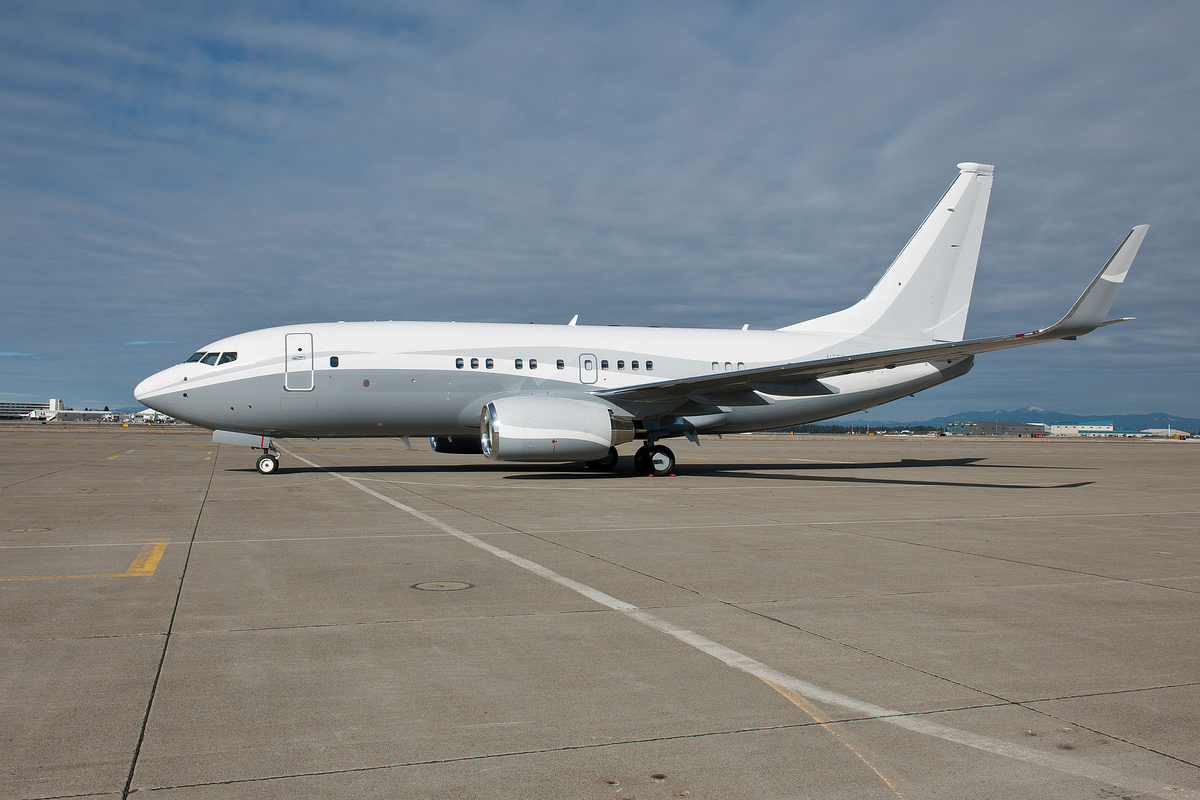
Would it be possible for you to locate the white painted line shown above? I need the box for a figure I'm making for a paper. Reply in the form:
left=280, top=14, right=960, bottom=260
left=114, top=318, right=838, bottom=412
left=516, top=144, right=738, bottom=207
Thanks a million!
left=281, top=447, right=1199, bottom=799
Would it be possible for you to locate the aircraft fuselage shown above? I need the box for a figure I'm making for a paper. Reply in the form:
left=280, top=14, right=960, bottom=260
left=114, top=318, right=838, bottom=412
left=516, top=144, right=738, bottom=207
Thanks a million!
left=134, top=320, right=968, bottom=439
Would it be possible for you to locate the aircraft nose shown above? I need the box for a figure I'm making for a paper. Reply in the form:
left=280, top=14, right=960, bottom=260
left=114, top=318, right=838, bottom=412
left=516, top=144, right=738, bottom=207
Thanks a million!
left=134, top=367, right=176, bottom=406
left=133, top=374, right=157, bottom=403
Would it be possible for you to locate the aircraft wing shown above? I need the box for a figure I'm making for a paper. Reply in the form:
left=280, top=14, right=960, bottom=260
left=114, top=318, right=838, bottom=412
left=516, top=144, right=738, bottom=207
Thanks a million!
left=596, top=225, right=1147, bottom=404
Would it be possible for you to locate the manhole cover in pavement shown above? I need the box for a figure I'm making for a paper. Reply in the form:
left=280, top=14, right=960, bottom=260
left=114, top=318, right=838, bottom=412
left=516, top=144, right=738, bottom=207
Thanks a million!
left=8, top=528, right=50, bottom=532
left=412, top=581, right=473, bottom=591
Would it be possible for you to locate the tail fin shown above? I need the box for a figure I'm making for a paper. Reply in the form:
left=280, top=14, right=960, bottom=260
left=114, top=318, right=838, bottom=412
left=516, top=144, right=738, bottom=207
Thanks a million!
left=781, top=162, right=994, bottom=344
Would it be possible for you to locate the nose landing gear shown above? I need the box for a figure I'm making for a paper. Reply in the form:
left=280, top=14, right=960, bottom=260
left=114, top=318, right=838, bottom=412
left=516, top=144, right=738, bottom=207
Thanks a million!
left=256, top=451, right=280, bottom=474
left=633, top=444, right=675, bottom=477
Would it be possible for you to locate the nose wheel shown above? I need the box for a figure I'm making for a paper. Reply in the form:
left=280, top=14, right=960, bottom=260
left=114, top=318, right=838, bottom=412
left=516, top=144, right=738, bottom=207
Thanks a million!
left=633, top=444, right=675, bottom=477
left=256, top=452, right=279, bottom=475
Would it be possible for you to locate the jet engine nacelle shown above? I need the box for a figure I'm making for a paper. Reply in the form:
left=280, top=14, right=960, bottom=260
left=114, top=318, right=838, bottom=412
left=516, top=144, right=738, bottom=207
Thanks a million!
left=480, top=397, right=634, bottom=462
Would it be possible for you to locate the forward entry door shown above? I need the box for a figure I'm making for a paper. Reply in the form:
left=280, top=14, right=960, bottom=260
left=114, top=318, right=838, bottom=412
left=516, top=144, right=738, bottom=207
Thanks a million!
left=284, top=333, right=314, bottom=391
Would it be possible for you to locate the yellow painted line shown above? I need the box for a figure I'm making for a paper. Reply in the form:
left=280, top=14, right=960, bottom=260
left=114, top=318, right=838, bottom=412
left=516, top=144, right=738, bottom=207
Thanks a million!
left=106, top=454, right=121, bottom=460
left=763, top=678, right=909, bottom=799
left=0, top=539, right=169, bottom=582
left=124, top=539, right=169, bottom=575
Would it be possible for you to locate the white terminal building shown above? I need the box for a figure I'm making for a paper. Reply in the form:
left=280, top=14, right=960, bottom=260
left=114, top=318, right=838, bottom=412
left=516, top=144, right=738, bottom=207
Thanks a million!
left=24, top=399, right=110, bottom=422
left=1049, top=420, right=1115, bottom=436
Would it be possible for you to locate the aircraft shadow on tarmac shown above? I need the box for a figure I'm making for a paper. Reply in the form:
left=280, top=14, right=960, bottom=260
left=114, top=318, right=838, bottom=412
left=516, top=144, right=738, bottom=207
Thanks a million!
left=507, top=457, right=1095, bottom=490
left=258, top=456, right=1095, bottom=491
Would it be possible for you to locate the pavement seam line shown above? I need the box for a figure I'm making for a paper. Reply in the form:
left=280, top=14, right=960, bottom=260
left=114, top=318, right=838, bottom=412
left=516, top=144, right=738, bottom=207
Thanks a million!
left=730, top=602, right=1200, bottom=770
left=282, top=446, right=1199, bottom=800
left=121, top=720, right=862, bottom=793
left=0, top=436, right=156, bottom=491
left=120, top=447, right=219, bottom=799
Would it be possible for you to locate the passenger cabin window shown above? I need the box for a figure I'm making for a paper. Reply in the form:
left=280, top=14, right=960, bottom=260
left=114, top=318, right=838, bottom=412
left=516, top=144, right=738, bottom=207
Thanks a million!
left=556, top=359, right=565, bottom=369
left=601, top=360, right=609, bottom=370
left=617, top=360, right=625, bottom=370
left=515, top=358, right=523, bottom=369
left=529, top=358, right=537, bottom=370
left=712, top=362, right=719, bottom=372
left=456, top=358, right=464, bottom=369
left=646, top=360, right=654, bottom=370
left=186, top=352, right=205, bottom=363
left=200, top=353, right=220, bottom=366
left=471, top=357, right=479, bottom=369
left=217, top=352, right=237, bottom=365
left=631, top=360, right=639, bottom=370
left=584, top=358, right=594, bottom=370
left=486, top=358, right=494, bottom=369
left=330, top=356, right=340, bottom=368
left=725, top=362, right=732, bottom=371
left=737, top=362, right=745, bottom=370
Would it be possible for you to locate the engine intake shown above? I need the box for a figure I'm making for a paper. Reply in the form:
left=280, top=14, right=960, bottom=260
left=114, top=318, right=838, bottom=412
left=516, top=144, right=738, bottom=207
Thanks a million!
left=480, top=397, right=633, bottom=462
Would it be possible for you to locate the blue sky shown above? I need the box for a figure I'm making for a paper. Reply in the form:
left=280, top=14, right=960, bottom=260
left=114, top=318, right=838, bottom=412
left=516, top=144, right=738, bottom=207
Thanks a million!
left=1, top=1, right=1197, bottom=419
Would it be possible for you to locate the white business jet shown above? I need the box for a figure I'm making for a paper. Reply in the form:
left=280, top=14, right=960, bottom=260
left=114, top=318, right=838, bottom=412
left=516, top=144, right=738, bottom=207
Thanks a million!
left=134, top=163, right=1147, bottom=476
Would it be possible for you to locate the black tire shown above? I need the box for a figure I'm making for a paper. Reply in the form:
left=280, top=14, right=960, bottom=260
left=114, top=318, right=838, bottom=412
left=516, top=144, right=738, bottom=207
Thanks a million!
left=632, top=446, right=651, bottom=475
left=256, top=454, right=279, bottom=475
left=647, top=445, right=675, bottom=477
left=585, top=446, right=620, bottom=471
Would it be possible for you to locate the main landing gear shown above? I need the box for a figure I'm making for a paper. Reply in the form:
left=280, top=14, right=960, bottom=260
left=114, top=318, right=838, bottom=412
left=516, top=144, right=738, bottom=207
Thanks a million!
left=256, top=450, right=280, bottom=475
left=633, top=444, right=675, bottom=477
left=584, top=446, right=620, bottom=471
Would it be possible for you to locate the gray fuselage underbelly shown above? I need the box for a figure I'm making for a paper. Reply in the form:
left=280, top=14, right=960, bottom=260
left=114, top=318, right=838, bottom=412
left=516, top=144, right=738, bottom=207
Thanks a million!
left=160, top=363, right=962, bottom=439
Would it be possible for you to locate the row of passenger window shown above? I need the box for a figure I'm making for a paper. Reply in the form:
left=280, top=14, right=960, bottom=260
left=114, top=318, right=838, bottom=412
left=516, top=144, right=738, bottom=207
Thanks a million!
left=454, top=357, right=655, bottom=372
left=714, top=361, right=746, bottom=371
left=186, top=351, right=237, bottom=366
left=601, top=359, right=652, bottom=371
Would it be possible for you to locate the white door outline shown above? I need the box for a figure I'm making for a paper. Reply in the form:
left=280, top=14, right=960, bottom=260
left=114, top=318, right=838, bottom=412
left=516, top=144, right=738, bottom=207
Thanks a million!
left=284, top=333, right=314, bottom=391
left=579, top=353, right=598, bottom=385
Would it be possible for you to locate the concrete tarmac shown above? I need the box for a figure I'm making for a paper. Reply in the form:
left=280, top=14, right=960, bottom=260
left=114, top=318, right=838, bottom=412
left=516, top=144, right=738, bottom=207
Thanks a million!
left=2, top=425, right=1198, bottom=799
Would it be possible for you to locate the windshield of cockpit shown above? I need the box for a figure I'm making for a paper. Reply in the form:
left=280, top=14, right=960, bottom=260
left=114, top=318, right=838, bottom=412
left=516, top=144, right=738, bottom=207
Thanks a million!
left=185, top=352, right=237, bottom=365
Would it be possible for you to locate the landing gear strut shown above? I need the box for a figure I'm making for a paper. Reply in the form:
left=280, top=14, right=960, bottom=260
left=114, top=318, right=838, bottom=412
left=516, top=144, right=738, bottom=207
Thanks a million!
left=633, top=444, right=675, bottom=477
left=256, top=451, right=279, bottom=475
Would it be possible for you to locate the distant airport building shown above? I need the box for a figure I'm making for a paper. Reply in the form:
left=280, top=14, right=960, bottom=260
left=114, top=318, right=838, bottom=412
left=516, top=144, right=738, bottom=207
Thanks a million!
left=26, top=399, right=110, bottom=422
left=0, top=401, right=50, bottom=419
left=1142, top=428, right=1192, bottom=439
left=1048, top=420, right=1154, bottom=438
left=946, top=421, right=1049, bottom=436
left=133, top=407, right=176, bottom=423
left=1049, top=420, right=1114, bottom=436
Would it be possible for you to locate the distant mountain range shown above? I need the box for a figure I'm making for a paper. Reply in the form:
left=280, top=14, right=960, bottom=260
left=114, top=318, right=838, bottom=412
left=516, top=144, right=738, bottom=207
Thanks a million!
left=834, top=407, right=1200, bottom=432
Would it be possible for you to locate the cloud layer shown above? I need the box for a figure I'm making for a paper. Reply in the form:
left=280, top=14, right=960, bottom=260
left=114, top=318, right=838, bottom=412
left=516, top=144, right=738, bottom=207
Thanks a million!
left=1, top=1, right=1197, bottom=416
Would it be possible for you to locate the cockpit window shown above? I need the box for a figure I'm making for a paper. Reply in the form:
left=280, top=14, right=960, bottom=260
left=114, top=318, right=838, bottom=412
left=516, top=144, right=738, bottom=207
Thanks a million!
left=185, top=352, right=206, bottom=363
left=217, top=352, right=237, bottom=365
left=200, top=353, right=220, bottom=366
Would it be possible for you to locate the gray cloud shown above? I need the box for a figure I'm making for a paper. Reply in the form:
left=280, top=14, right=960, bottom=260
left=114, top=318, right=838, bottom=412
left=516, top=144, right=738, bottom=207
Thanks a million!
left=1, top=1, right=1197, bottom=417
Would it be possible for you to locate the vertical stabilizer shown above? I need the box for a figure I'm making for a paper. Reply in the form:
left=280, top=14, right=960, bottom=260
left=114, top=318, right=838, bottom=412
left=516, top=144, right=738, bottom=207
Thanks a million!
left=782, top=162, right=994, bottom=344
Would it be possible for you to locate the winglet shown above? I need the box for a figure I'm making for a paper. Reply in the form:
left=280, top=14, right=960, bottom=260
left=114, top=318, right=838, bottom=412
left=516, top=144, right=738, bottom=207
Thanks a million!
left=1039, top=225, right=1148, bottom=339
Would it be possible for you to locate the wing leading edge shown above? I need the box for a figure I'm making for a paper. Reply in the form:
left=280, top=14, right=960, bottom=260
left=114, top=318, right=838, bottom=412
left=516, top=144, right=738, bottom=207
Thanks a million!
left=597, top=225, right=1148, bottom=404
